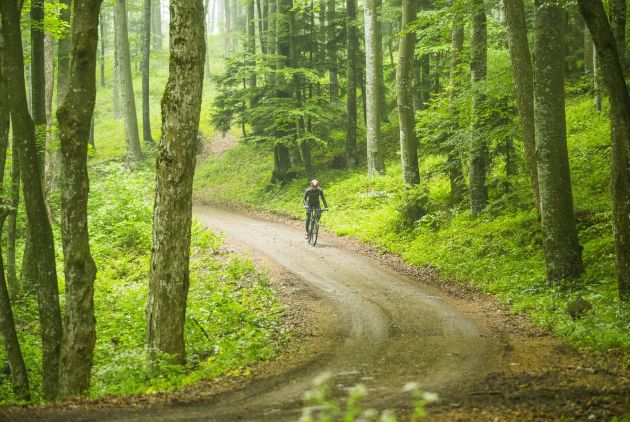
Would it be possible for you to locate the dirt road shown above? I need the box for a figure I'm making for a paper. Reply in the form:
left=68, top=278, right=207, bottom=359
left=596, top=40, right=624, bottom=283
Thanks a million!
left=6, top=206, right=628, bottom=421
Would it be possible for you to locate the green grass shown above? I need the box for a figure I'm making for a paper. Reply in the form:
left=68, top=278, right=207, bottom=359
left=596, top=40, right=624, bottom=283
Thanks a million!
left=194, top=94, right=630, bottom=355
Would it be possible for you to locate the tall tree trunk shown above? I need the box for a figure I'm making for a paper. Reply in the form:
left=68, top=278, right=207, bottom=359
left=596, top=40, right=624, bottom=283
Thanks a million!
left=533, top=0, right=584, bottom=282
left=271, top=0, right=292, bottom=183
left=151, top=0, right=162, bottom=50
left=44, top=33, right=55, bottom=212
left=594, top=43, right=603, bottom=111
left=469, top=0, right=488, bottom=216
left=446, top=10, right=465, bottom=205
left=578, top=0, right=630, bottom=299
left=256, top=0, right=266, bottom=54
left=584, top=23, right=594, bottom=77
left=56, top=0, right=102, bottom=397
left=100, top=14, right=106, bottom=87
left=345, top=0, right=358, bottom=166
left=142, top=0, right=154, bottom=145
left=147, top=0, right=206, bottom=364
left=231, top=0, right=238, bottom=52
left=31, top=0, right=47, bottom=174
left=396, top=0, right=419, bottom=186
left=247, top=0, right=257, bottom=93
left=113, top=17, right=122, bottom=119
left=503, top=0, right=541, bottom=215
left=114, top=0, right=143, bottom=163
left=224, top=0, right=232, bottom=55
left=326, top=0, right=338, bottom=98
left=0, top=206, right=30, bottom=402
left=365, top=0, right=384, bottom=175
left=6, top=145, right=20, bottom=300
left=0, top=0, right=63, bottom=400
left=0, top=24, right=9, bottom=186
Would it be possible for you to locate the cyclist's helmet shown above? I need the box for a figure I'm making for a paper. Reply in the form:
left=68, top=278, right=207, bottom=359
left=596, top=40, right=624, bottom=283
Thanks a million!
left=310, top=179, right=319, bottom=188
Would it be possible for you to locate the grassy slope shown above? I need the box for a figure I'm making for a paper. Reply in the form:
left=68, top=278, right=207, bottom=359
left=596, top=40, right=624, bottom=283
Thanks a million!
left=0, top=36, right=286, bottom=404
left=195, top=95, right=630, bottom=354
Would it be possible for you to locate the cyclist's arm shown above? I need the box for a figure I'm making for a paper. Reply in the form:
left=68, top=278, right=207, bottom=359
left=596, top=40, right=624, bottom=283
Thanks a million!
left=303, top=190, right=308, bottom=207
left=320, top=190, right=328, bottom=209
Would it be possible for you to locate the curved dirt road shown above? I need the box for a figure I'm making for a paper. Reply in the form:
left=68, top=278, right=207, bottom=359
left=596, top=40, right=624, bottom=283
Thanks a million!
left=7, top=206, right=501, bottom=421
left=175, top=205, right=499, bottom=420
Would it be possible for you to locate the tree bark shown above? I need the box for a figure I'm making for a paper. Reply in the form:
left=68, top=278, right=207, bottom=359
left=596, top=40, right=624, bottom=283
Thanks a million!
left=100, top=14, right=106, bottom=87
left=446, top=9, right=465, bottom=205
left=503, top=0, right=541, bottom=215
left=56, top=0, right=102, bottom=397
left=345, top=0, right=358, bottom=166
left=151, top=0, right=162, bottom=50
left=578, top=0, right=630, bottom=299
left=0, top=23, right=9, bottom=186
left=584, top=23, right=594, bottom=77
left=534, top=0, right=584, bottom=282
left=0, top=206, right=30, bottom=402
left=113, top=11, right=122, bottom=120
left=0, top=0, right=63, bottom=400
left=396, top=0, right=419, bottom=186
left=142, top=0, right=154, bottom=145
left=6, top=145, right=20, bottom=300
left=247, top=0, right=257, bottom=93
left=365, top=0, right=385, bottom=176
left=114, top=0, right=143, bottom=163
left=147, top=0, right=206, bottom=364
left=224, top=0, right=231, bottom=55
left=31, top=0, right=47, bottom=173
left=469, top=0, right=488, bottom=216
left=327, top=0, right=338, bottom=98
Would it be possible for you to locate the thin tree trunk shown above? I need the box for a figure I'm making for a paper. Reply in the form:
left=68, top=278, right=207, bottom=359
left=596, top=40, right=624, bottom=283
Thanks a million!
left=142, top=0, right=154, bottom=145
left=256, top=0, right=266, bottom=54
left=31, top=0, right=47, bottom=175
left=584, top=23, right=594, bottom=77
left=147, top=0, right=206, bottom=363
left=327, top=0, right=338, bottom=98
left=594, top=44, right=602, bottom=111
left=56, top=0, right=102, bottom=397
left=578, top=0, right=630, bottom=299
left=6, top=145, right=20, bottom=300
left=345, top=0, right=358, bottom=166
left=533, top=0, right=584, bottom=282
left=365, top=0, right=384, bottom=175
left=503, top=0, right=541, bottom=215
left=0, top=205, right=30, bottom=402
left=100, top=14, right=106, bottom=87
left=224, top=0, right=231, bottom=55
left=446, top=10, right=465, bottom=205
left=469, top=0, right=488, bottom=216
left=247, top=0, right=257, bottom=93
left=115, top=0, right=143, bottom=163
left=0, top=25, right=9, bottom=186
left=113, top=16, right=121, bottom=119
left=44, top=33, right=55, bottom=213
left=0, top=0, right=63, bottom=400
left=396, top=0, right=419, bottom=186
left=151, top=0, right=162, bottom=50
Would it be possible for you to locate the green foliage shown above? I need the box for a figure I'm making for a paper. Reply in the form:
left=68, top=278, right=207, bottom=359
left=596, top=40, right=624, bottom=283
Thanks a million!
left=0, top=161, right=287, bottom=404
left=298, top=373, right=437, bottom=421
left=195, top=94, right=630, bottom=355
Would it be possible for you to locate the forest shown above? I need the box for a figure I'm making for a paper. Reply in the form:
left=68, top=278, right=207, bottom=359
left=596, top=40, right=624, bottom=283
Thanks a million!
left=0, top=0, right=629, bottom=419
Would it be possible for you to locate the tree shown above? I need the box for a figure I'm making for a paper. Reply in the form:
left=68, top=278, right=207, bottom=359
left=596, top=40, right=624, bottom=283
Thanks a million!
left=365, top=0, right=385, bottom=175
left=469, top=0, right=488, bottom=216
left=345, top=0, right=358, bottom=166
left=578, top=0, right=630, bottom=299
left=503, top=0, right=540, bottom=215
left=446, top=4, right=465, bottom=204
left=151, top=0, right=162, bottom=50
left=114, top=0, right=143, bottom=163
left=0, top=0, right=63, bottom=400
left=56, top=0, right=102, bottom=397
left=326, top=0, right=338, bottom=98
left=533, top=0, right=583, bottom=282
left=142, top=0, right=154, bottom=145
left=147, top=0, right=206, bottom=363
left=396, top=0, right=419, bottom=186
left=0, top=203, right=30, bottom=402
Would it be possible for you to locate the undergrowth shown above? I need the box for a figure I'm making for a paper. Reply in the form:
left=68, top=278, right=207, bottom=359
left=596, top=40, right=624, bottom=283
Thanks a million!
left=195, top=95, right=630, bottom=355
left=0, top=161, right=287, bottom=404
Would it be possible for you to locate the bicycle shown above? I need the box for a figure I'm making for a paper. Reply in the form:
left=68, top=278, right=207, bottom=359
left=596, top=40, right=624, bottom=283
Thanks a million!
left=305, top=207, right=327, bottom=246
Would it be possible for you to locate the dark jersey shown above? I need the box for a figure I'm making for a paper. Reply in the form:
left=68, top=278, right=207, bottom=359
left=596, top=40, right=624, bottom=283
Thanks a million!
left=303, top=187, right=328, bottom=209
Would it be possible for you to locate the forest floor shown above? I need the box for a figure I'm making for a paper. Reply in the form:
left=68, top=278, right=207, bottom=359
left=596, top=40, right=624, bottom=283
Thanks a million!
left=4, top=205, right=629, bottom=421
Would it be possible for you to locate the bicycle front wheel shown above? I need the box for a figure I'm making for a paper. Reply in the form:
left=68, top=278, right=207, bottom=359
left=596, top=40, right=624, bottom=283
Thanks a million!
left=312, top=221, right=319, bottom=246
left=308, top=218, right=315, bottom=244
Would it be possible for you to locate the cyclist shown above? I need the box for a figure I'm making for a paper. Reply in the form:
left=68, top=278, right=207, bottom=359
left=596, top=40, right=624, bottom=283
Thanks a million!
left=303, top=179, right=328, bottom=239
